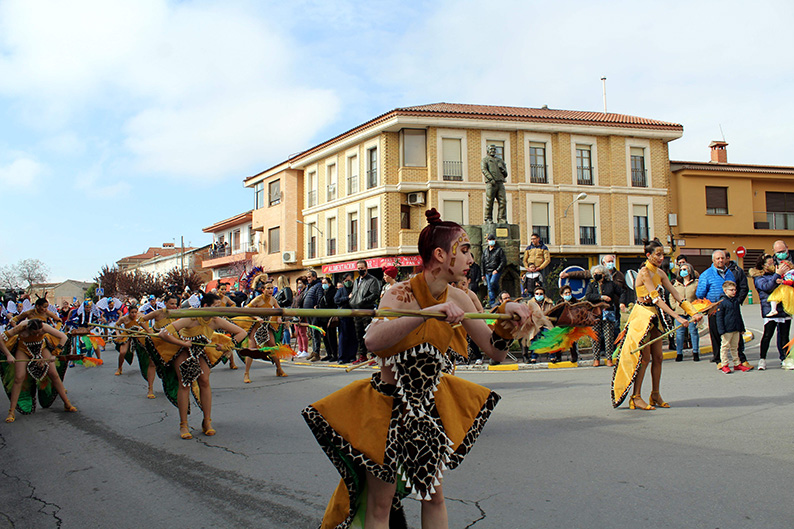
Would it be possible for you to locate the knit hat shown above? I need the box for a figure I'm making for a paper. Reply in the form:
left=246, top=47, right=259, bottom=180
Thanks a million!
left=383, top=266, right=398, bottom=279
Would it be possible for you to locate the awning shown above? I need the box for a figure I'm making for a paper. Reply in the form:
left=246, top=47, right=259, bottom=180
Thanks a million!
left=322, top=255, right=421, bottom=275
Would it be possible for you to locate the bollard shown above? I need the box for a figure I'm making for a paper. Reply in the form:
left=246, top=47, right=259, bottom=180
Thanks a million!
left=748, top=290, right=754, bottom=305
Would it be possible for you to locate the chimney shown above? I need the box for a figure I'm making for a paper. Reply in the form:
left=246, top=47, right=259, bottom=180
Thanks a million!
left=709, top=140, right=728, bottom=163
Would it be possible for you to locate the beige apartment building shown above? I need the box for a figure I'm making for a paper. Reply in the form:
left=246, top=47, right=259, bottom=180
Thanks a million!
left=244, top=103, right=683, bottom=279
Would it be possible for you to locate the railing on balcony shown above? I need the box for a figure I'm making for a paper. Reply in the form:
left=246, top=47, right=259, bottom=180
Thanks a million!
left=327, top=238, right=336, bottom=256
left=307, top=237, right=316, bottom=259
left=530, top=164, right=547, bottom=184
left=326, top=183, right=337, bottom=202
left=442, top=160, right=463, bottom=181
left=754, top=211, right=794, bottom=230
left=208, top=241, right=255, bottom=258
left=631, top=168, right=647, bottom=187
left=367, top=169, right=377, bottom=189
left=348, top=234, right=358, bottom=252
left=577, top=166, right=593, bottom=186
left=347, top=175, right=358, bottom=195
left=634, top=223, right=649, bottom=245
left=367, top=230, right=378, bottom=249
left=580, top=226, right=596, bottom=245
left=532, top=225, right=550, bottom=245
left=307, top=189, right=317, bottom=207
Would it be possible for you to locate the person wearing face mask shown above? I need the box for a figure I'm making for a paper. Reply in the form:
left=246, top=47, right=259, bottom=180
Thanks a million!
left=585, top=264, right=622, bottom=367
left=557, top=285, right=579, bottom=363
left=670, top=263, right=700, bottom=362
left=481, top=233, right=507, bottom=308
left=349, top=260, right=381, bottom=364
left=317, top=277, right=338, bottom=361
left=750, top=254, right=791, bottom=369
left=524, top=286, right=554, bottom=363
left=560, top=254, right=631, bottom=312
left=334, top=274, right=357, bottom=364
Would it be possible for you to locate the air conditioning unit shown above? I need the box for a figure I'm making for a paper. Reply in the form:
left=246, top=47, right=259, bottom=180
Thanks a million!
left=282, top=251, right=297, bottom=263
left=407, top=192, right=425, bottom=206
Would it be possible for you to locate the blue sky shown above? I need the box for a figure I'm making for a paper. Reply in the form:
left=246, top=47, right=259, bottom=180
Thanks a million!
left=1, top=0, right=792, bottom=282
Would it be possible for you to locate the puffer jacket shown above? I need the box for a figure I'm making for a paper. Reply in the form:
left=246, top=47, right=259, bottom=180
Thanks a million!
left=751, top=267, right=789, bottom=318
left=523, top=243, right=550, bottom=270
left=715, top=294, right=745, bottom=334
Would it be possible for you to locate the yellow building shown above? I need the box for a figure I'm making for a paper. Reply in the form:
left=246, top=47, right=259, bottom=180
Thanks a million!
left=244, top=103, right=683, bottom=279
left=670, top=141, right=794, bottom=282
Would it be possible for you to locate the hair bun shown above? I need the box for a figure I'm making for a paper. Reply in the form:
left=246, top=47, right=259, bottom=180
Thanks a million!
left=425, top=208, right=442, bottom=225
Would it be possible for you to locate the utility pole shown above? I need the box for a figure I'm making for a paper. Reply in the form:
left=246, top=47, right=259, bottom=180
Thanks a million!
left=181, top=236, right=185, bottom=273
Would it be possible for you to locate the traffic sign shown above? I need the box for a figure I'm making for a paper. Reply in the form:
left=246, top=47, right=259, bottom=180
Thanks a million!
left=558, top=265, right=587, bottom=300
left=735, top=246, right=746, bottom=258
left=97, top=288, right=104, bottom=296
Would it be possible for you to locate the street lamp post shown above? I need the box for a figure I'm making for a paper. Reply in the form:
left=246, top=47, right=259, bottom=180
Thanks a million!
left=560, top=192, right=588, bottom=252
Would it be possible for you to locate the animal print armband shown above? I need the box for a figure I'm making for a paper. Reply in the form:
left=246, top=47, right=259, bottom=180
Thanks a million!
left=1, top=331, right=9, bottom=342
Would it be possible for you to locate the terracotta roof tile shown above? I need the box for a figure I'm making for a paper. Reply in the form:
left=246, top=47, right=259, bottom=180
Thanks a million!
left=670, top=161, right=794, bottom=175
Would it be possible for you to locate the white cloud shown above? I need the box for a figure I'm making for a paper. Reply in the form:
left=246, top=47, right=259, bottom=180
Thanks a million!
left=0, top=156, right=43, bottom=189
left=75, top=162, right=131, bottom=199
left=0, top=0, right=340, bottom=180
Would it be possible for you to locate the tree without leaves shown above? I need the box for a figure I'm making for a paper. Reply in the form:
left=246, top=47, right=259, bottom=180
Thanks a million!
left=94, top=265, right=122, bottom=298
left=164, top=268, right=203, bottom=295
left=15, top=259, right=49, bottom=293
left=0, top=265, right=22, bottom=292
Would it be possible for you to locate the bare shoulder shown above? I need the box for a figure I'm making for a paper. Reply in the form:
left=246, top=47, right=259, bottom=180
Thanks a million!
left=381, top=280, right=417, bottom=308
left=448, top=286, right=475, bottom=311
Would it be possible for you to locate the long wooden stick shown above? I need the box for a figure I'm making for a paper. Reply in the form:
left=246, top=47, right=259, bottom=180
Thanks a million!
left=344, top=359, right=377, bottom=372
left=165, top=306, right=517, bottom=321
left=623, top=302, right=720, bottom=357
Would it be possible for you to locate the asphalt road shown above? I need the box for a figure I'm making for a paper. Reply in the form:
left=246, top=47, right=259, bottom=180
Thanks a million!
left=2, top=305, right=793, bottom=529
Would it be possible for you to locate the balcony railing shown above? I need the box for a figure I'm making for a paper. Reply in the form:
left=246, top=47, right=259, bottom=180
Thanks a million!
left=530, top=164, right=547, bottom=184
left=307, top=238, right=317, bottom=259
left=580, top=226, right=596, bottom=245
left=634, top=225, right=649, bottom=245
left=347, top=175, right=358, bottom=195
left=326, top=183, right=336, bottom=202
left=327, top=238, right=336, bottom=256
left=366, top=169, right=377, bottom=189
left=577, top=166, right=593, bottom=186
left=754, top=211, right=794, bottom=230
left=442, top=160, right=463, bottom=181
left=631, top=168, right=647, bottom=187
left=367, top=230, right=378, bottom=249
left=307, top=189, right=317, bottom=207
left=208, top=241, right=255, bottom=258
left=532, top=225, right=550, bottom=245
left=348, top=233, right=358, bottom=252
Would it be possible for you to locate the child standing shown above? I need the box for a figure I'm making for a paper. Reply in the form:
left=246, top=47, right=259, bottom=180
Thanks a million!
left=715, top=281, right=750, bottom=373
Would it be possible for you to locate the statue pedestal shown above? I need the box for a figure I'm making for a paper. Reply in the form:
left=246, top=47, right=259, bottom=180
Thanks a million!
left=464, top=223, right=522, bottom=300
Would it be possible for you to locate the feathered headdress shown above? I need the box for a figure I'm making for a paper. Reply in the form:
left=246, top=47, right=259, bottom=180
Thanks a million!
left=240, top=267, right=268, bottom=293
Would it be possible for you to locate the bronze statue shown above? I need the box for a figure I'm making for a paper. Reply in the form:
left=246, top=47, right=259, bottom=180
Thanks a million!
left=482, top=144, right=508, bottom=223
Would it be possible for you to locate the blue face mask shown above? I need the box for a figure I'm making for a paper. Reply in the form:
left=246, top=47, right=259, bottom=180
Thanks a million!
left=669, top=262, right=675, bottom=269
left=776, top=252, right=788, bottom=260
left=680, top=269, right=689, bottom=278
left=562, top=294, right=572, bottom=302
left=605, top=261, right=615, bottom=270
left=322, top=284, right=330, bottom=290
left=488, top=240, right=495, bottom=247
left=534, top=294, right=544, bottom=302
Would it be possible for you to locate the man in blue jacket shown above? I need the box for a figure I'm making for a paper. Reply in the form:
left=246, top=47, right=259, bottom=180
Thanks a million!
left=696, top=250, right=736, bottom=363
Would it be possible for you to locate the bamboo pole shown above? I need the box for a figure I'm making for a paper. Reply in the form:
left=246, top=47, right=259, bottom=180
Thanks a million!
left=165, top=306, right=517, bottom=321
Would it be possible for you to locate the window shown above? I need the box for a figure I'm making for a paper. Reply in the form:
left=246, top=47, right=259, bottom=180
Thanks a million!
left=232, top=229, right=241, bottom=251
left=443, top=199, right=464, bottom=225
left=576, top=145, right=593, bottom=185
left=579, top=203, right=596, bottom=245
left=348, top=212, right=358, bottom=252
left=326, top=164, right=337, bottom=202
left=327, top=217, right=337, bottom=256
left=268, top=179, right=281, bottom=206
left=254, top=182, right=264, bottom=209
left=367, top=207, right=378, bottom=249
left=630, top=147, right=647, bottom=187
left=307, top=171, right=317, bottom=207
left=401, top=129, right=427, bottom=167
left=400, top=204, right=411, bottom=229
left=765, top=191, right=794, bottom=229
left=347, top=155, right=358, bottom=195
left=633, top=204, right=649, bottom=245
left=366, top=148, right=378, bottom=189
left=705, top=186, right=728, bottom=215
left=442, top=138, right=463, bottom=181
left=307, top=223, right=317, bottom=259
left=531, top=202, right=550, bottom=244
left=267, top=227, right=280, bottom=254
left=485, top=140, right=504, bottom=160
left=529, top=142, right=547, bottom=184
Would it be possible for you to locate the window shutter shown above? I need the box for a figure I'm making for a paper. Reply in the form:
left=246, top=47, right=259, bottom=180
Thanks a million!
left=705, top=187, right=728, bottom=209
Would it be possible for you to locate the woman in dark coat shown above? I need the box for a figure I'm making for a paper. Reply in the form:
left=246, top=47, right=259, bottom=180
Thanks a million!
left=751, top=254, right=791, bottom=370
left=317, top=277, right=338, bottom=361
left=334, top=273, right=357, bottom=364
left=585, top=264, right=622, bottom=367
